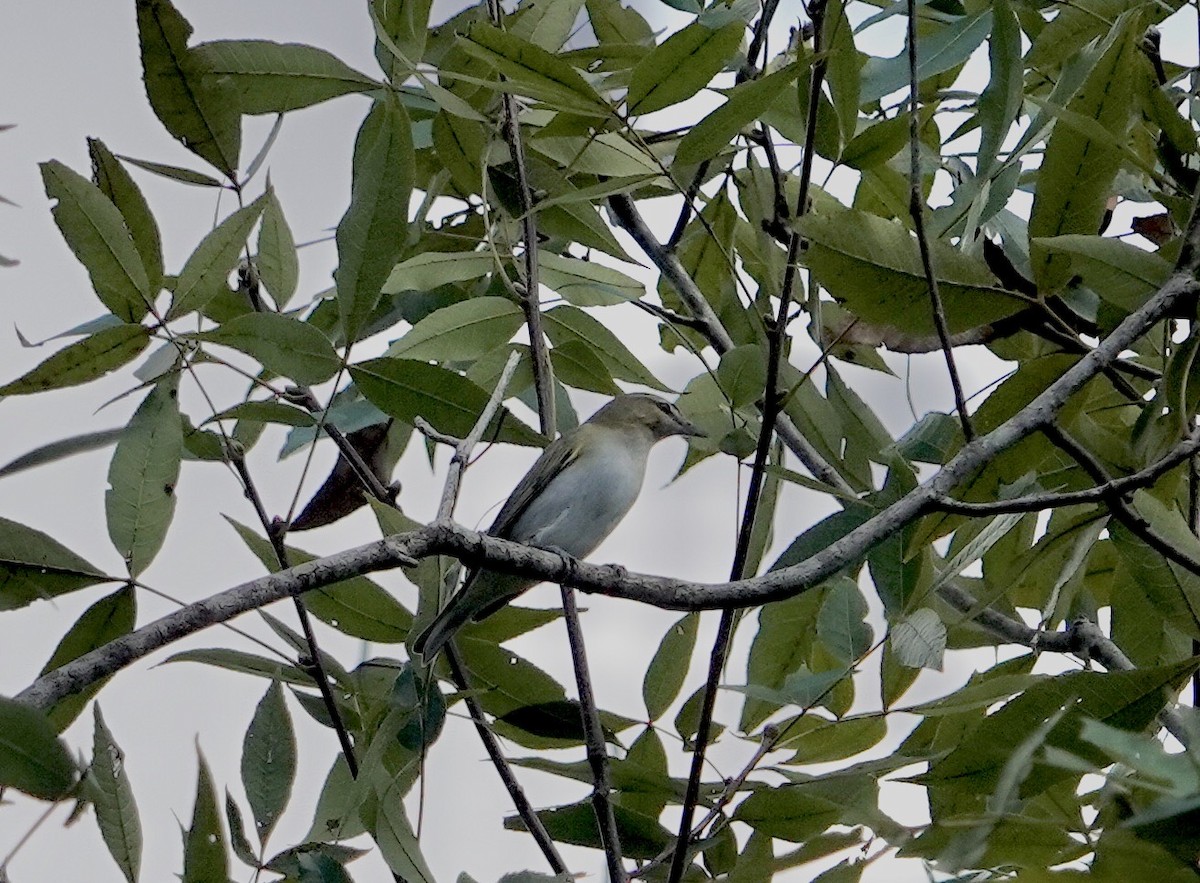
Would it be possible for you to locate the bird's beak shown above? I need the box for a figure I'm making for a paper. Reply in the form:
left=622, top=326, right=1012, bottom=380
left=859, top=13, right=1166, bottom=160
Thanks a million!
left=676, top=415, right=705, bottom=438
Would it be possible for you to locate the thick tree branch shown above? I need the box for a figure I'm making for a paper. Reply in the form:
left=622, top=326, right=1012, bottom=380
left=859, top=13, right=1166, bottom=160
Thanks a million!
left=18, top=267, right=1199, bottom=714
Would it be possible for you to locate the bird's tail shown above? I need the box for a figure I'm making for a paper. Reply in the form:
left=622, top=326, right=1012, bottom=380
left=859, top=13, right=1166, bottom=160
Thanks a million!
left=412, top=597, right=475, bottom=665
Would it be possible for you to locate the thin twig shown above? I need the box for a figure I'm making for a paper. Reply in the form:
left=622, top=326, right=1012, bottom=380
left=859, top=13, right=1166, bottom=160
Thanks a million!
left=905, top=0, right=973, bottom=441
left=932, top=426, right=1200, bottom=514
left=667, top=2, right=830, bottom=878
left=608, top=194, right=853, bottom=494
left=421, top=351, right=567, bottom=874
left=559, top=586, right=627, bottom=880
left=229, top=448, right=360, bottom=778
left=486, top=0, right=555, bottom=437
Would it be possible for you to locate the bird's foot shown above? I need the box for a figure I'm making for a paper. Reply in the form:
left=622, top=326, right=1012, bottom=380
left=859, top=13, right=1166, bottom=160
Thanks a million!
left=532, top=543, right=580, bottom=582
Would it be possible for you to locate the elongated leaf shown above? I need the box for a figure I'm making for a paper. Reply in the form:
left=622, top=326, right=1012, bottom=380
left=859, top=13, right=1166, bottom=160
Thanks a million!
left=457, top=23, right=607, bottom=114
left=117, top=154, right=223, bottom=188
left=136, top=0, right=240, bottom=177
left=860, top=10, right=993, bottom=104
left=1028, top=16, right=1137, bottom=293
left=0, top=324, right=150, bottom=396
left=628, top=21, right=743, bottom=115
left=193, top=39, right=378, bottom=114
left=816, top=577, right=874, bottom=663
left=257, top=189, right=298, bottom=307
left=0, top=428, right=124, bottom=479
left=0, top=697, right=77, bottom=800
left=0, top=517, right=112, bottom=610
left=41, top=585, right=136, bottom=731
left=206, top=401, right=316, bottom=428
left=350, top=357, right=544, bottom=447
left=183, top=749, right=229, bottom=883
left=537, top=252, right=643, bottom=307
left=543, top=305, right=669, bottom=391
left=227, top=518, right=412, bottom=643
left=40, top=161, right=151, bottom=322
left=89, top=138, right=164, bottom=293
left=386, top=296, right=523, bottom=361
left=550, top=340, right=621, bottom=394
left=530, top=133, right=661, bottom=176
left=335, top=93, right=414, bottom=341
left=383, top=250, right=495, bottom=293
left=167, top=194, right=266, bottom=319
left=677, top=63, right=803, bottom=164
left=823, top=0, right=861, bottom=142
left=196, top=312, right=341, bottom=384
left=1034, top=234, right=1171, bottom=313
left=977, top=0, right=1022, bottom=174
left=106, top=378, right=183, bottom=576
left=643, top=613, right=699, bottom=721
left=89, top=705, right=142, bottom=883
left=797, top=203, right=1025, bottom=336
left=242, top=681, right=296, bottom=844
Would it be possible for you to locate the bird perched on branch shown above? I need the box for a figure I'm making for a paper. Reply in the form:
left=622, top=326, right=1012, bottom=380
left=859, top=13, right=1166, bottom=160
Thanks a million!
left=413, top=393, right=703, bottom=663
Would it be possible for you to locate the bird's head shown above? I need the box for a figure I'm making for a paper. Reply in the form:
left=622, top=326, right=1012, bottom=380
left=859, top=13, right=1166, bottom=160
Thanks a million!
left=589, top=393, right=704, bottom=441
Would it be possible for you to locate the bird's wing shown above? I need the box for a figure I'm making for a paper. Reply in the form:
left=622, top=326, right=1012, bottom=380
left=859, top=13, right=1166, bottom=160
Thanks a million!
left=487, top=432, right=582, bottom=539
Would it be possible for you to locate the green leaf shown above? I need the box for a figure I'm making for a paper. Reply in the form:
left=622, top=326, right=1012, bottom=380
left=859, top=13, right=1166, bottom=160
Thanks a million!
left=890, top=608, right=947, bottom=670
left=505, top=801, right=674, bottom=860
left=196, top=312, right=340, bottom=384
left=717, top=344, right=767, bottom=409
left=860, top=10, right=993, bottom=104
left=167, top=194, right=267, bottom=320
left=643, top=613, right=699, bottom=720
left=1033, top=234, right=1171, bottom=313
left=385, top=296, right=523, bottom=361
left=976, top=0, right=1022, bottom=174
left=192, top=39, right=378, bottom=114
left=1028, top=15, right=1138, bottom=293
left=627, top=21, right=743, bottom=115
left=530, top=133, right=661, bottom=177
left=686, top=63, right=806, bottom=165
left=40, top=161, right=151, bottom=322
left=0, top=428, right=125, bottom=479
left=735, top=776, right=876, bottom=842
left=823, top=0, right=862, bottom=142
left=773, top=713, right=888, bottom=764
left=242, top=681, right=296, bottom=844
left=88, top=705, right=142, bottom=883
left=105, top=378, right=183, bottom=576
left=136, top=0, right=240, bottom=177
left=549, top=340, right=622, bottom=394
left=335, top=93, right=414, bottom=342
left=206, top=401, right=316, bottom=428
left=839, top=114, right=911, bottom=171
left=165, top=648, right=315, bottom=686
left=537, top=251, right=644, bottom=306
left=88, top=138, right=164, bottom=294
left=0, top=696, right=77, bottom=800
left=117, top=154, right=224, bottom=188
left=543, top=305, right=669, bottom=391
left=383, top=250, right=496, bottom=293
left=183, top=749, right=229, bottom=883
left=226, top=518, right=413, bottom=643
left=457, top=23, right=608, bottom=114
left=797, top=202, right=1025, bottom=336
left=816, top=577, right=874, bottom=663
left=0, top=517, right=112, bottom=610
left=41, top=586, right=136, bottom=731
left=350, top=357, right=544, bottom=447
left=257, top=188, right=299, bottom=307
left=0, top=324, right=150, bottom=396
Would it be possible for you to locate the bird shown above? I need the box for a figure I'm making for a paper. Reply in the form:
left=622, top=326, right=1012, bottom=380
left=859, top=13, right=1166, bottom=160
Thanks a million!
left=412, top=393, right=703, bottom=663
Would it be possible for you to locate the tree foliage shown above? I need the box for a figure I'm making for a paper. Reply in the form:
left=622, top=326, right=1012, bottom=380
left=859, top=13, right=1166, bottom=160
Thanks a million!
left=5, top=0, right=1200, bottom=879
